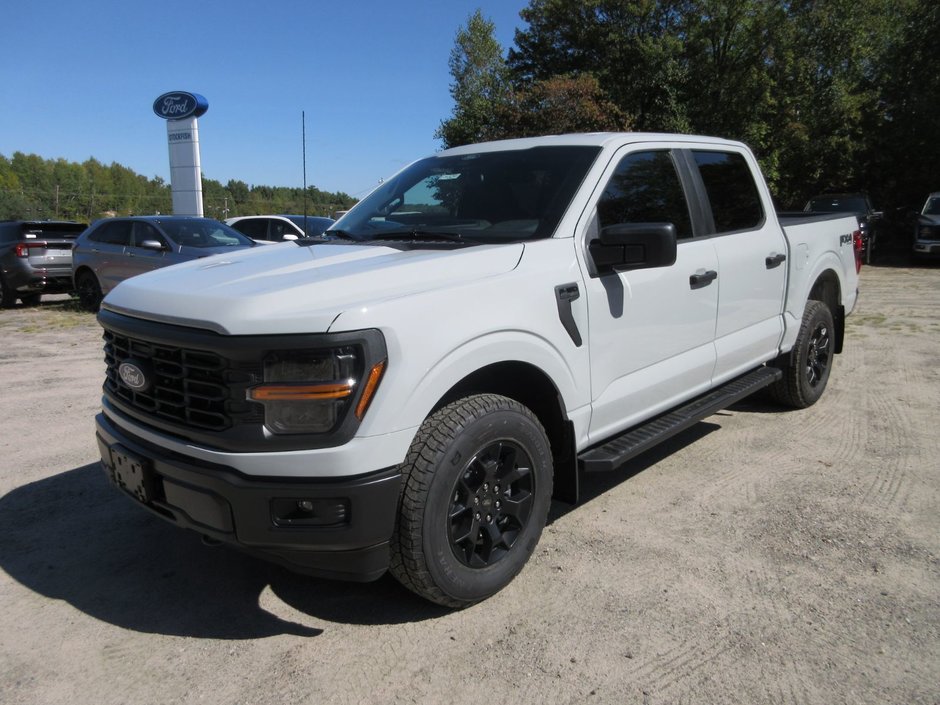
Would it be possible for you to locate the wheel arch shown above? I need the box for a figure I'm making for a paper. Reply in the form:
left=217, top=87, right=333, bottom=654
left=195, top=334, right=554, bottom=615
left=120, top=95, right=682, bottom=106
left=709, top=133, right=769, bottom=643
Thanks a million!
left=808, top=268, right=845, bottom=354
left=433, top=361, right=579, bottom=504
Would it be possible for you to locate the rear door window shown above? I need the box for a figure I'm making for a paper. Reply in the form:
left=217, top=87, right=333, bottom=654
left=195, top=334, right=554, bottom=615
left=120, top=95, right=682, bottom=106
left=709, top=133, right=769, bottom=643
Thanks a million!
left=691, top=151, right=764, bottom=233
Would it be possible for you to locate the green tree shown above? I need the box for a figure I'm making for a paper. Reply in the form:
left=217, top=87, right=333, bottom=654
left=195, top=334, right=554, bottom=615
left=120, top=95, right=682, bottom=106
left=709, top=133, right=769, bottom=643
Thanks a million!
left=436, top=10, right=513, bottom=148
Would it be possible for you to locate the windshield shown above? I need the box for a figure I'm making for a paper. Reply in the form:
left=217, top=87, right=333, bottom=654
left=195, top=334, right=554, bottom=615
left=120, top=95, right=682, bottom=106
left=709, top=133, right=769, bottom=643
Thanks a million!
left=329, top=146, right=601, bottom=243
left=806, top=196, right=869, bottom=214
left=922, top=197, right=940, bottom=216
left=158, top=219, right=254, bottom=248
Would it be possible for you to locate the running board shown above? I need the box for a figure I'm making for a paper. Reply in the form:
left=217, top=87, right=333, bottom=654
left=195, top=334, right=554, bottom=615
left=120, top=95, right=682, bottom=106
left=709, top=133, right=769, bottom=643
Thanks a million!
left=578, top=367, right=782, bottom=473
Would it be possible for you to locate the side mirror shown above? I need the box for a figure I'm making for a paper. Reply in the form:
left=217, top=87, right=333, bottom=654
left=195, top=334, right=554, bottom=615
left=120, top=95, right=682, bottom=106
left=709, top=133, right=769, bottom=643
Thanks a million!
left=589, top=223, right=677, bottom=273
left=139, top=239, right=167, bottom=251
left=282, top=233, right=299, bottom=241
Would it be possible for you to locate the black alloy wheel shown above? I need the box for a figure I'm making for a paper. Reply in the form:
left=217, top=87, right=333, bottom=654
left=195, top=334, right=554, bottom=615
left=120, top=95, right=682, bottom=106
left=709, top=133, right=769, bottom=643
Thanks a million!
left=447, top=439, right=535, bottom=568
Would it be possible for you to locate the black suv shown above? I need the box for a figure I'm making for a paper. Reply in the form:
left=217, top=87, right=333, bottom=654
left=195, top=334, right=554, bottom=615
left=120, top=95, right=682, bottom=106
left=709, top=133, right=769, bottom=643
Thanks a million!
left=804, top=193, right=883, bottom=263
left=0, top=220, right=88, bottom=307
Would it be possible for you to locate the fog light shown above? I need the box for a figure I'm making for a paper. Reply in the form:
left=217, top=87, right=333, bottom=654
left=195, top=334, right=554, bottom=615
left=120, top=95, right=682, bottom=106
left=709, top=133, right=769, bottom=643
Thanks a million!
left=271, top=497, right=349, bottom=527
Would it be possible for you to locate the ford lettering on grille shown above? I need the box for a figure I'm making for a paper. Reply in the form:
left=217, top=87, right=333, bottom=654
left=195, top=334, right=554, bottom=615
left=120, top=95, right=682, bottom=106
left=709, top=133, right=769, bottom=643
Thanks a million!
left=118, top=362, right=148, bottom=391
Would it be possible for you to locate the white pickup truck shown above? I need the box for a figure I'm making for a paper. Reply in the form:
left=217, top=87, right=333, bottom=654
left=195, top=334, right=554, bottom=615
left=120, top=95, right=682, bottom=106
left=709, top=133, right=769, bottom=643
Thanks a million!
left=95, top=133, right=861, bottom=607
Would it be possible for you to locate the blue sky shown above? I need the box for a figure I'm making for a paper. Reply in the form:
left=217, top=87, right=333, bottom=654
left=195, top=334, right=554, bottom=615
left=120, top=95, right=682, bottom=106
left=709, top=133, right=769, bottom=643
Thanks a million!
left=1, top=0, right=530, bottom=199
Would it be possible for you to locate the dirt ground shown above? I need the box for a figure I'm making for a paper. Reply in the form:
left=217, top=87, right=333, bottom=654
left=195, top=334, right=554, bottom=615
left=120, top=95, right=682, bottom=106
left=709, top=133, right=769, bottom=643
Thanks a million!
left=1, top=262, right=937, bottom=705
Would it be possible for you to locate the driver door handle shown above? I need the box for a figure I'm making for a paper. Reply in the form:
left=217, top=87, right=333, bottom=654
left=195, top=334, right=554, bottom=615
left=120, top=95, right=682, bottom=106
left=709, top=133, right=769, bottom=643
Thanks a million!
left=766, top=253, right=787, bottom=269
left=689, top=270, right=718, bottom=289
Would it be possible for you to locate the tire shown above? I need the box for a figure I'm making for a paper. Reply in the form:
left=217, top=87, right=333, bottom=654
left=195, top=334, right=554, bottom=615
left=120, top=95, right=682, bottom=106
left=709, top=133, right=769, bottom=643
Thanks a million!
left=769, top=300, right=835, bottom=408
left=0, top=276, right=15, bottom=309
left=390, top=394, right=553, bottom=608
left=20, top=293, right=42, bottom=307
left=75, top=271, right=103, bottom=312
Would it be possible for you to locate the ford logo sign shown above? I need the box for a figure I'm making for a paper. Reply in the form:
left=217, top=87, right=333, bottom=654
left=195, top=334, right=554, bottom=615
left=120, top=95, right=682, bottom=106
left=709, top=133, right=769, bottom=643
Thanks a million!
left=118, top=361, right=150, bottom=392
left=152, top=91, right=209, bottom=121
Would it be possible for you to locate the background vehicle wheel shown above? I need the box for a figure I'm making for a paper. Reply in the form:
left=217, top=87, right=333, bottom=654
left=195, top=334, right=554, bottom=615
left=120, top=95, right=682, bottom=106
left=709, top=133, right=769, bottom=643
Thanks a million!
left=390, top=394, right=553, bottom=608
left=20, top=293, right=42, bottom=307
left=0, top=276, right=15, bottom=309
left=769, top=300, right=834, bottom=408
left=76, top=271, right=102, bottom=312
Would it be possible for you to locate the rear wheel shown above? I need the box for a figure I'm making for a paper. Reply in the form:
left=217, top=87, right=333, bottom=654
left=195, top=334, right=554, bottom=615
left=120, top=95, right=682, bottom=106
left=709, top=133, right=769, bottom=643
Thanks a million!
left=20, top=293, right=41, bottom=307
left=390, top=394, right=553, bottom=608
left=0, top=276, right=15, bottom=309
left=769, top=300, right=834, bottom=408
left=76, top=271, right=102, bottom=312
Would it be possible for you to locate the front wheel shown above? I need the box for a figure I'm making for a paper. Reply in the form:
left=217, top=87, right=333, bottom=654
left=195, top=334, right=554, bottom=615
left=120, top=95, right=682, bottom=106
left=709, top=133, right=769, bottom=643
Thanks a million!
left=769, top=300, right=835, bottom=408
left=390, top=394, right=553, bottom=608
left=75, top=271, right=102, bottom=312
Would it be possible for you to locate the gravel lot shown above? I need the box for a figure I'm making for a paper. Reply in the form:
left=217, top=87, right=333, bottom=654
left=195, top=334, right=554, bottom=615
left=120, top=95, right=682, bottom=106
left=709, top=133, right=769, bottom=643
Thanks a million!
left=1, top=263, right=938, bottom=705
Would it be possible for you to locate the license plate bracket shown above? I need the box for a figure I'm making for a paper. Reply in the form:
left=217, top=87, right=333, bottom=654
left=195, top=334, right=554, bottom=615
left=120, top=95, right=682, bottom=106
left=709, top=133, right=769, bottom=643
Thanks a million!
left=100, top=442, right=155, bottom=503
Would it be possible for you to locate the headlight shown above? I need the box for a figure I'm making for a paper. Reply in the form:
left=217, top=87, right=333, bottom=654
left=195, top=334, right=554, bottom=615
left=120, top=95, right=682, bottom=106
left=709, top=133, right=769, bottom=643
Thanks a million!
left=247, top=346, right=386, bottom=434
left=918, top=225, right=939, bottom=239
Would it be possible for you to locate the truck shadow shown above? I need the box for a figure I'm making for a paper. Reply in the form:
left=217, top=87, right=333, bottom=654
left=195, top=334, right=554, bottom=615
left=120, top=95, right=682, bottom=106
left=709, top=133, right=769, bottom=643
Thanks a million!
left=0, top=464, right=447, bottom=638
left=1, top=422, right=742, bottom=634
left=548, top=420, right=721, bottom=521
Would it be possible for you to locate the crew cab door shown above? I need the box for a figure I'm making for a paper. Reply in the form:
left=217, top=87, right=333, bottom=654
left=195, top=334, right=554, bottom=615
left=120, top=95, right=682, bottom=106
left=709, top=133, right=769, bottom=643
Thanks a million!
left=578, top=147, right=719, bottom=444
left=683, top=149, right=787, bottom=382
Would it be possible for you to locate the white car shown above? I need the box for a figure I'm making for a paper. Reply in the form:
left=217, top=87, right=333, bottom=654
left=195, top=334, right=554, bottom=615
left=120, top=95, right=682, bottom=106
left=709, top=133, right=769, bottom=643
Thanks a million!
left=225, top=214, right=334, bottom=243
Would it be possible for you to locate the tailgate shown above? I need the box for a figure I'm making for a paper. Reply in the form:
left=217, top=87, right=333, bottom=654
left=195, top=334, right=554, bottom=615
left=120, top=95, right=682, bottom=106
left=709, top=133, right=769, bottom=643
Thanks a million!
left=18, top=223, right=86, bottom=273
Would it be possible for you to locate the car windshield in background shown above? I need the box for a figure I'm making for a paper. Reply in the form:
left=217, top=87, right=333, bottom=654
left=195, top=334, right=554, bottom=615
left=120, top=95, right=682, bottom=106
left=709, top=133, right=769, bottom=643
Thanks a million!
left=922, top=198, right=940, bottom=216
left=329, top=146, right=601, bottom=244
left=807, top=196, right=868, bottom=214
left=284, top=215, right=334, bottom=237
left=159, top=220, right=253, bottom=248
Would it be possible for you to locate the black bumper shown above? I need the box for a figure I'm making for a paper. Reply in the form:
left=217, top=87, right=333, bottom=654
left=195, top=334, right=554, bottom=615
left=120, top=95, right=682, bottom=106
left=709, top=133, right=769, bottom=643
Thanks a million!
left=95, top=413, right=401, bottom=582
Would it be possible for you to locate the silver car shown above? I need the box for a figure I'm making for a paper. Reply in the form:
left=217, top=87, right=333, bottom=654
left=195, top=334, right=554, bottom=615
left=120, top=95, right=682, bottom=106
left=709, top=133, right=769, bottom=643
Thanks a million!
left=72, top=216, right=256, bottom=310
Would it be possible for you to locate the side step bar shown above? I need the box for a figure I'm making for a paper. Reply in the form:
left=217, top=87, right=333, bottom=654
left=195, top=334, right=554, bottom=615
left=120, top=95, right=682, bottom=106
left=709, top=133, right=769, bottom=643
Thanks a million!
left=578, top=366, right=782, bottom=473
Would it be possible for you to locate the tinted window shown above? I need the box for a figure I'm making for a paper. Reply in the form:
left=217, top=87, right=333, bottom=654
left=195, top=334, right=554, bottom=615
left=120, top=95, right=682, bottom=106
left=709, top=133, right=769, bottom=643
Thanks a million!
left=334, top=146, right=601, bottom=242
left=692, top=151, right=763, bottom=233
left=597, top=150, right=692, bottom=238
left=924, top=197, right=940, bottom=216
left=231, top=219, right=269, bottom=240
left=90, top=221, right=133, bottom=246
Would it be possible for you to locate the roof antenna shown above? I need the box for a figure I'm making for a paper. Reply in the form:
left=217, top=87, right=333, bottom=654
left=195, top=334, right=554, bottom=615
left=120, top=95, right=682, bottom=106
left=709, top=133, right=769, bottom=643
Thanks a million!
left=302, top=110, right=308, bottom=235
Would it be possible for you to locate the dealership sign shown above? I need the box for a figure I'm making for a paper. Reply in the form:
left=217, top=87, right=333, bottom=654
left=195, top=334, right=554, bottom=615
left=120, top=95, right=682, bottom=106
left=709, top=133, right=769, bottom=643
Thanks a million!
left=152, top=91, right=209, bottom=121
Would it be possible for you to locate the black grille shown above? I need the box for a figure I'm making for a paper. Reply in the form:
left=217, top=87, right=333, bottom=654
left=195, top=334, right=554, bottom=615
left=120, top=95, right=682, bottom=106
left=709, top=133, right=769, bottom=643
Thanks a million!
left=103, top=330, right=262, bottom=431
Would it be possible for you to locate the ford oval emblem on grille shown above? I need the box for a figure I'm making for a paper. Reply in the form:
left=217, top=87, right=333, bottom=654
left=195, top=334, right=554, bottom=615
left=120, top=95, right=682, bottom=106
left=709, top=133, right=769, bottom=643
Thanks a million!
left=119, top=361, right=149, bottom=392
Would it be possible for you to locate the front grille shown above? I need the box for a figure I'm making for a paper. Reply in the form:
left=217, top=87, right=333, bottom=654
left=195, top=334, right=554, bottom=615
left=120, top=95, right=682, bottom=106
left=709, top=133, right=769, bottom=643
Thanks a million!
left=103, top=330, right=262, bottom=431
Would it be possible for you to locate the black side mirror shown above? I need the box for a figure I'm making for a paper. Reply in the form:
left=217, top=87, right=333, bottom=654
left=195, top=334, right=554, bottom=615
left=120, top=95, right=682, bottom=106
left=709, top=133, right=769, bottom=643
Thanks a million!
left=589, top=222, right=677, bottom=273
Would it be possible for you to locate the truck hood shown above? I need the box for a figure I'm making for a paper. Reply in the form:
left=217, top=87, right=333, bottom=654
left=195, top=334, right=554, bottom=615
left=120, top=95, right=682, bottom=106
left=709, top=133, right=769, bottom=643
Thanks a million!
left=102, top=241, right=524, bottom=335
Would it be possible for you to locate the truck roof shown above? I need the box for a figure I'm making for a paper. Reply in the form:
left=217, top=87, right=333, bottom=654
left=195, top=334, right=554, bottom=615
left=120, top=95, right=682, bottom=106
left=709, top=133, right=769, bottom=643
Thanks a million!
left=440, top=132, right=748, bottom=155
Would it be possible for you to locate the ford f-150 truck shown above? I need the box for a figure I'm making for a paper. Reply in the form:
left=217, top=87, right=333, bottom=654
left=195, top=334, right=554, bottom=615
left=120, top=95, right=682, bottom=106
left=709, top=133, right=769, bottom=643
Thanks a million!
left=94, top=133, right=861, bottom=607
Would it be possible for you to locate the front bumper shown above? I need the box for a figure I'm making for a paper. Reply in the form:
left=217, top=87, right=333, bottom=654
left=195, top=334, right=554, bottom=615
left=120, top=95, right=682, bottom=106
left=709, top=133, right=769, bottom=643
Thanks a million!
left=913, top=240, right=940, bottom=256
left=96, top=412, right=401, bottom=581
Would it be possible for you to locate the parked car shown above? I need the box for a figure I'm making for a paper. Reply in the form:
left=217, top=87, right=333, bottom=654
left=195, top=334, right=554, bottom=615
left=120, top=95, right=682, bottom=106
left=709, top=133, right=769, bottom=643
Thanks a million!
left=0, top=220, right=87, bottom=308
left=912, top=192, right=940, bottom=260
left=226, top=214, right=334, bottom=243
left=72, top=216, right=256, bottom=311
left=804, top=193, right=883, bottom=263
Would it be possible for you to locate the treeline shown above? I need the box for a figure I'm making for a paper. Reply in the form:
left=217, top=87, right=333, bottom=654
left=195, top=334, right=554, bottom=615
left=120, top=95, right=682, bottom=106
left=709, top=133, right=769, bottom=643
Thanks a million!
left=441, top=0, right=939, bottom=211
left=0, top=152, right=356, bottom=223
